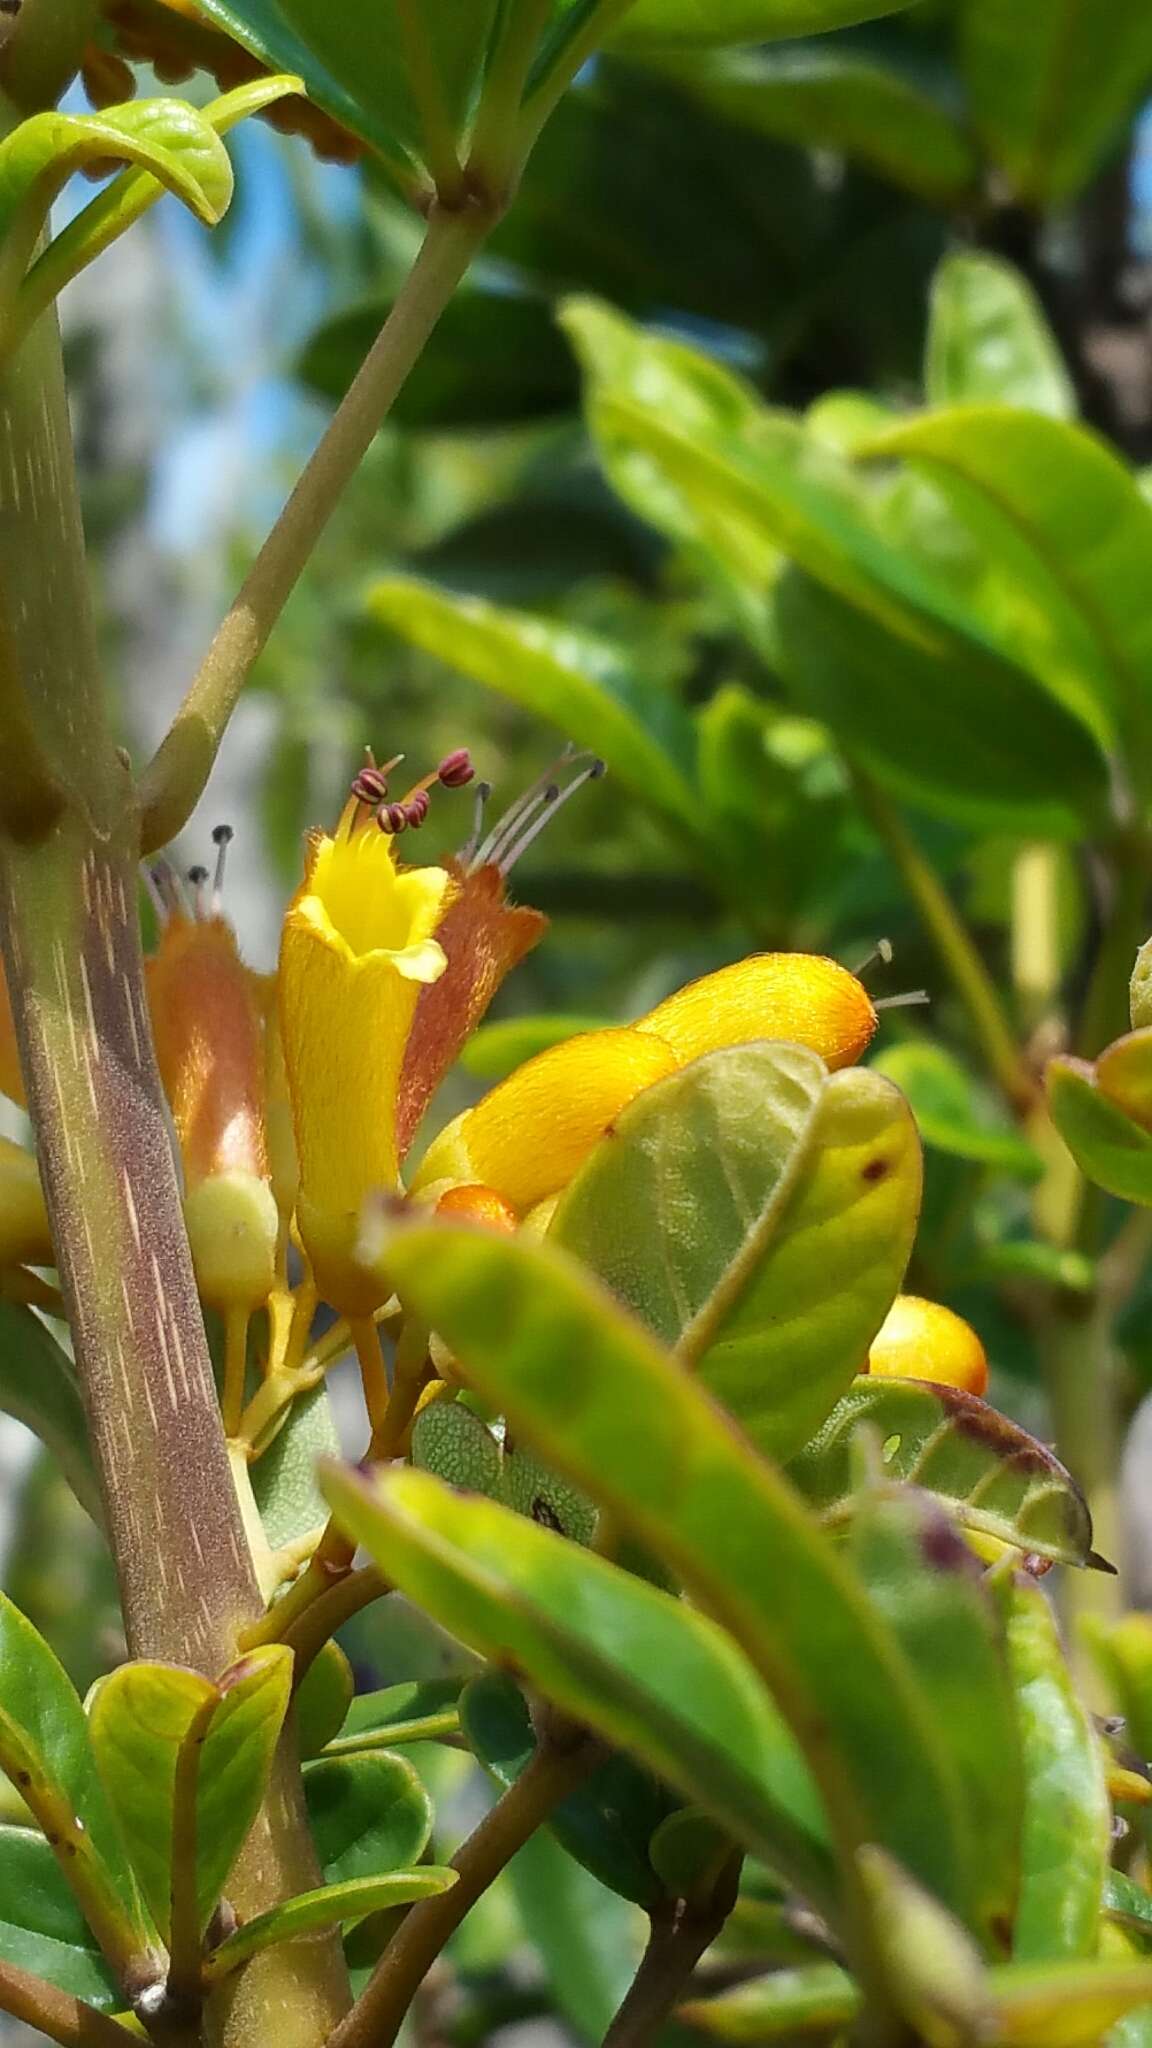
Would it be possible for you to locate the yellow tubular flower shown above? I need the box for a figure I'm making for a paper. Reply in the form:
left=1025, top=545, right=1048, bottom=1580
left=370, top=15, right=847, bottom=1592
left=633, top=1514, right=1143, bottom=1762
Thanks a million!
left=280, top=821, right=453, bottom=1313
left=639, top=953, right=876, bottom=1071
left=412, top=1028, right=678, bottom=1213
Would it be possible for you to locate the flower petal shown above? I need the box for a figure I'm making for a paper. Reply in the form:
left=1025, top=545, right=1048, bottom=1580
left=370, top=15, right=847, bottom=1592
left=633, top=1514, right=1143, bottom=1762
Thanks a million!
left=639, top=953, right=876, bottom=1072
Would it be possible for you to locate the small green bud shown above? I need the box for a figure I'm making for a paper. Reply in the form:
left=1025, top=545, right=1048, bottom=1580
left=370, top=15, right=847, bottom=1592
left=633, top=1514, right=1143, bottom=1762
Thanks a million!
left=1131, top=938, right=1152, bottom=1030
left=183, top=1169, right=278, bottom=1313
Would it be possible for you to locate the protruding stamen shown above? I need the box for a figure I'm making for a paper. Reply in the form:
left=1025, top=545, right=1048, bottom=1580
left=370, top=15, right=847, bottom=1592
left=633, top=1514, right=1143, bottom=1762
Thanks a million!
left=874, top=989, right=931, bottom=1012
left=493, top=757, right=606, bottom=875
left=471, top=749, right=576, bottom=869
left=437, top=748, right=474, bottom=789
left=187, top=864, right=209, bottom=918
left=351, top=766, right=391, bottom=807
left=211, top=823, right=233, bottom=903
left=461, top=781, right=492, bottom=864
left=852, top=937, right=894, bottom=980
left=143, top=862, right=181, bottom=923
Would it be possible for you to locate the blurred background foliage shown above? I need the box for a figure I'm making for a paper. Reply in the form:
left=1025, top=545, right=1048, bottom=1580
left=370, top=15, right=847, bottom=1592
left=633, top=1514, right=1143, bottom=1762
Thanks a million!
left=11, top=1, right=1152, bottom=2030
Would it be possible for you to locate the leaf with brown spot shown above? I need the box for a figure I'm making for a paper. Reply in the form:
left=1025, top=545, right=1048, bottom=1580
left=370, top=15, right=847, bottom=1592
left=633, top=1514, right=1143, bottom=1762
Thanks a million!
left=788, top=1375, right=1094, bottom=1567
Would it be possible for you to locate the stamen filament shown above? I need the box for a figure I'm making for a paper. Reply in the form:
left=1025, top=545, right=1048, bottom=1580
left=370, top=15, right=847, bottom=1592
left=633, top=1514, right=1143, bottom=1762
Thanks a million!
left=495, top=757, right=606, bottom=872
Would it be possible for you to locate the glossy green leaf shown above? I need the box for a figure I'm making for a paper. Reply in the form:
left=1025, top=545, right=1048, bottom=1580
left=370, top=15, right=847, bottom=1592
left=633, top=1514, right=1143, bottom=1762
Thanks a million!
left=1007, top=1579, right=1110, bottom=1960
left=560, top=296, right=779, bottom=594
left=252, top=1380, right=339, bottom=1549
left=0, top=1303, right=100, bottom=1522
left=869, top=405, right=1152, bottom=776
left=614, top=0, right=915, bottom=50
left=461, top=1014, right=613, bottom=1082
left=295, top=1643, right=354, bottom=1760
left=368, top=577, right=702, bottom=838
left=926, top=252, right=1076, bottom=420
left=90, top=1646, right=292, bottom=1940
left=325, top=1678, right=464, bottom=1756
left=850, top=1494, right=1020, bottom=1939
left=552, top=1044, right=921, bottom=1460
left=322, top=1463, right=837, bottom=1914
left=353, top=1218, right=986, bottom=1924
left=461, top=1669, right=678, bottom=1908
left=499, top=1446, right=598, bottom=1545
left=789, top=1375, right=1095, bottom=1569
left=299, top=289, right=578, bottom=430
left=0, top=1824, right=120, bottom=2010
left=1107, top=1873, right=1152, bottom=1947
left=0, top=1594, right=151, bottom=1977
left=1047, top=1057, right=1152, bottom=1206
left=189, top=0, right=496, bottom=174
left=412, top=1398, right=502, bottom=1498
left=774, top=569, right=1109, bottom=837
left=657, top=47, right=977, bottom=204
left=508, top=1825, right=639, bottom=2042
left=303, top=1752, right=433, bottom=1881
left=682, top=1961, right=860, bottom=2038
left=872, top=1042, right=1042, bottom=1176
left=958, top=0, right=1152, bottom=205
left=0, top=97, right=233, bottom=249
left=19, top=79, right=300, bottom=344
left=204, top=1868, right=456, bottom=1980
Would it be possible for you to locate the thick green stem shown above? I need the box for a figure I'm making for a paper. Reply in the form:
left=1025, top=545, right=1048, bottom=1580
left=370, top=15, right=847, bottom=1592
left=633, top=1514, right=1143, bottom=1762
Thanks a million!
left=854, top=771, right=1035, bottom=1115
left=138, top=201, right=491, bottom=853
left=0, top=304, right=348, bottom=2045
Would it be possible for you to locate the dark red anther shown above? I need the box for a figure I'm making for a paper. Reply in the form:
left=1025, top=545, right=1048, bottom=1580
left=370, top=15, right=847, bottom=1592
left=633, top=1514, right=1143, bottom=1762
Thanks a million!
left=405, top=790, right=430, bottom=826
left=351, top=766, right=391, bottom=806
left=437, top=748, right=474, bottom=789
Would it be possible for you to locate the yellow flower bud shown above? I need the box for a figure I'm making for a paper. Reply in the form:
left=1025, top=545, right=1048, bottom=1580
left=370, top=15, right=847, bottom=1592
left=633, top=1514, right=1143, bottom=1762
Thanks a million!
left=868, top=1295, right=988, bottom=1397
left=638, top=953, right=876, bottom=1071
left=435, top=1183, right=518, bottom=1233
left=182, top=1170, right=279, bottom=1316
left=412, top=1027, right=678, bottom=1214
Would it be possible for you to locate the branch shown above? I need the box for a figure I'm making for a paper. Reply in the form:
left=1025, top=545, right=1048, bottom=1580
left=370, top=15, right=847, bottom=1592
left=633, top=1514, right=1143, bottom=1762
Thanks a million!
left=327, top=1717, right=601, bottom=2048
left=0, top=1955, right=131, bottom=2048
left=604, top=1853, right=744, bottom=2048
left=137, top=201, right=492, bottom=853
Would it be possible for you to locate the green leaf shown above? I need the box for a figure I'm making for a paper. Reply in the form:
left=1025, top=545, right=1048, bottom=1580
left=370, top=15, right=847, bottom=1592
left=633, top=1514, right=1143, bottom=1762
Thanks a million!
left=324, top=1678, right=464, bottom=1756
left=508, top=1825, right=639, bottom=2043
left=204, top=1868, right=456, bottom=1980
left=188, top=0, right=497, bottom=174
left=789, top=1376, right=1095, bottom=1569
left=499, top=1445, right=598, bottom=1546
left=1007, top=1578, right=1110, bottom=1960
left=352, top=1218, right=988, bottom=1927
left=850, top=1493, right=1021, bottom=1941
left=0, top=1824, right=120, bottom=2010
left=461, top=1014, right=614, bottom=1082
left=654, top=47, right=977, bottom=205
left=992, top=1959, right=1152, bottom=2046
left=613, top=0, right=915, bottom=50
left=295, top=1644, right=355, bottom=1761
left=299, top=288, right=578, bottom=430
left=551, top=1044, right=921, bottom=1460
left=958, top=0, right=1152, bottom=206
left=19, top=79, right=300, bottom=343
left=0, top=97, right=233, bottom=249
left=682, top=1961, right=860, bottom=2038
left=774, top=568, right=1109, bottom=837
left=303, top=1752, right=433, bottom=1881
left=461, top=1669, right=678, bottom=1908
left=0, top=1594, right=151, bottom=1978
left=0, top=1303, right=100, bottom=1522
left=321, top=1464, right=837, bottom=1914
left=1047, top=1057, right=1152, bottom=1206
left=368, top=577, right=702, bottom=839
left=926, top=252, right=1076, bottom=419
left=412, top=1398, right=502, bottom=1498
left=872, top=1042, right=1043, bottom=1175
left=252, top=1380, right=339, bottom=1549
left=90, top=1646, right=292, bottom=1941
left=868, top=405, right=1152, bottom=777
left=648, top=1807, right=734, bottom=1904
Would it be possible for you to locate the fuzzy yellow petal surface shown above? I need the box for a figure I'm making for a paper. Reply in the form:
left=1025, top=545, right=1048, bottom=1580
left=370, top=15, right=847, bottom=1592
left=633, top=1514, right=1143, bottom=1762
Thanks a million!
left=639, top=953, right=876, bottom=1071
left=412, top=1027, right=678, bottom=1212
left=868, top=1294, right=988, bottom=1397
left=305, top=829, right=450, bottom=964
